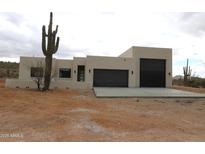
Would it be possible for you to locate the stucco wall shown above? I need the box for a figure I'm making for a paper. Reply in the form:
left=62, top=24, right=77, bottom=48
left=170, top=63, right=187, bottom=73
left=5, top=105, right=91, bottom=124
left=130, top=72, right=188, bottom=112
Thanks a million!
left=5, top=79, right=90, bottom=89
left=19, top=57, right=57, bottom=80
left=55, top=59, right=73, bottom=81
left=132, top=46, right=172, bottom=87
left=9, top=57, right=90, bottom=89
left=118, top=47, right=133, bottom=57
left=6, top=46, right=172, bottom=89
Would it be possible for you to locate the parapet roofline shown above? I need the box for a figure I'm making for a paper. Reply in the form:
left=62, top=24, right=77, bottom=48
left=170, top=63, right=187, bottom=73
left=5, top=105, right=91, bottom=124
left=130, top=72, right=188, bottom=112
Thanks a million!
left=131, top=46, right=172, bottom=50
left=20, top=46, right=172, bottom=60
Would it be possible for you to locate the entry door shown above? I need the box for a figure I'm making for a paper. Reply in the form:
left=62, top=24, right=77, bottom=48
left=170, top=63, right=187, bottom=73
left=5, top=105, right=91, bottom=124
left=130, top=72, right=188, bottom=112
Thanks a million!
left=140, top=58, right=166, bottom=87
left=93, top=69, right=129, bottom=87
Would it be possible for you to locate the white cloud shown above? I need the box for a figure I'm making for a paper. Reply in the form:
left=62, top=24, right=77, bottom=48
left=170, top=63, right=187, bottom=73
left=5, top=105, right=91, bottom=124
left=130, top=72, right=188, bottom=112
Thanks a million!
left=0, top=1, right=205, bottom=77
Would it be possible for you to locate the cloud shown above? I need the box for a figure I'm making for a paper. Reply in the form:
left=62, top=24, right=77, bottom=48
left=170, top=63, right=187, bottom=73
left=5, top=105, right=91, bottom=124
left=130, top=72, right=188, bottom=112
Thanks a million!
left=0, top=12, right=205, bottom=77
left=55, top=45, right=89, bottom=59
left=177, top=12, right=205, bottom=36
left=0, top=24, right=40, bottom=58
left=0, top=12, right=25, bottom=27
left=100, top=12, right=115, bottom=16
left=180, top=12, right=197, bottom=20
left=0, top=12, right=88, bottom=59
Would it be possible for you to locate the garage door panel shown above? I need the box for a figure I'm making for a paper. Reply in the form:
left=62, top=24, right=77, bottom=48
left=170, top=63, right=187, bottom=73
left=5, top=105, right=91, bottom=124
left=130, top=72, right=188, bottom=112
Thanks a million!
left=93, top=69, right=128, bottom=87
left=140, top=59, right=165, bottom=87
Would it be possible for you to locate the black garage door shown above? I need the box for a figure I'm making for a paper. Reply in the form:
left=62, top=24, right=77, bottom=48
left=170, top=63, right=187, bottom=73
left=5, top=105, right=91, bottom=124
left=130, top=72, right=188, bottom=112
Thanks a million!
left=140, top=58, right=166, bottom=87
left=93, top=69, right=128, bottom=87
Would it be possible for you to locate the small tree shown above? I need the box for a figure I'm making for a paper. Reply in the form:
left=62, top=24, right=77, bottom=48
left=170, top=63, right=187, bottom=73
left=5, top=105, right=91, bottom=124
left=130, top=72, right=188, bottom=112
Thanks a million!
left=31, top=60, right=58, bottom=90
left=31, top=61, right=44, bottom=90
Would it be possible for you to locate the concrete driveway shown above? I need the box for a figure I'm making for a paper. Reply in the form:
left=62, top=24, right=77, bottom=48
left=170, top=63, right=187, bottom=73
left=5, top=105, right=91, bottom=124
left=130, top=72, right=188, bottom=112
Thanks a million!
left=94, top=88, right=205, bottom=98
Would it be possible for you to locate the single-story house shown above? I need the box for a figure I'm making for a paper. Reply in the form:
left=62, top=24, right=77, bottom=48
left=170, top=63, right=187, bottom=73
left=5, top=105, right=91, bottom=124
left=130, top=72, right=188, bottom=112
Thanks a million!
left=6, top=46, right=172, bottom=89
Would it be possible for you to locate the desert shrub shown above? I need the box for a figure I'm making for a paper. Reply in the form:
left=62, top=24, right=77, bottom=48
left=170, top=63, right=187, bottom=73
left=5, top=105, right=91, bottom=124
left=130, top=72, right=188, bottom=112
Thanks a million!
left=201, top=78, right=205, bottom=88
left=173, top=76, right=205, bottom=88
left=0, top=61, right=19, bottom=78
left=185, top=79, right=200, bottom=88
left=173, top=79, right=184, bottom=86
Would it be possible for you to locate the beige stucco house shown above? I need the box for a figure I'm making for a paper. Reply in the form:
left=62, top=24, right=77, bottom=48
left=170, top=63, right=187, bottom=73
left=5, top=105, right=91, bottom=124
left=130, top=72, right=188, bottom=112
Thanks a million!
left=6, top=46, right=172, bottom=89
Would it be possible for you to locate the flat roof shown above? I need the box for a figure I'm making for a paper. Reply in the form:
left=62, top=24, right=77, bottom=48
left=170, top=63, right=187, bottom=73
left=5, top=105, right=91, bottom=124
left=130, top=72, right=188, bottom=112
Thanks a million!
left=131, top=46, right=172, bottom=50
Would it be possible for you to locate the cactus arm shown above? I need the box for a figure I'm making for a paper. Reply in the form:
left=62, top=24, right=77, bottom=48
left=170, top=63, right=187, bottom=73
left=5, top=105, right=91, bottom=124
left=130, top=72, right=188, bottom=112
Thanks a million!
left=55, top=25, right=58, bottom=34
left=51, top=31, right=56, bottom=50
left=51, top=26, right=57, bottom=50
left=186, top=59, right=188, bottom=73
left=46, top=12, right=53, bottom=53
left=48, top=12, right=53, bottom=35
left=53, top=37, right=60, bottom=53
left=42, top=25, right=48, bottom=56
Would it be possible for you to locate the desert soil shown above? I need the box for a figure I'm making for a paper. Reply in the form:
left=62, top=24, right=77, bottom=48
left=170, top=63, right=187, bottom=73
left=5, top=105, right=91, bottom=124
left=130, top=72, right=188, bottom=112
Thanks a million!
left=0, top=80, right=205, bottom=141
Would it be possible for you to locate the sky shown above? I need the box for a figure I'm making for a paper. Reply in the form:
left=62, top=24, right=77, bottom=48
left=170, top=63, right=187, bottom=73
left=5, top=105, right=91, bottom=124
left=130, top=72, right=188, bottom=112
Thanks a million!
left=0, top=0, right=205, bottom=77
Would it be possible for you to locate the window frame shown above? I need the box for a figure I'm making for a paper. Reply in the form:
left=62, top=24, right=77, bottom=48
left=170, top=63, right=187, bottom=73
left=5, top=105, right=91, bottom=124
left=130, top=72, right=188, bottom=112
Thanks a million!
left=59, top=68, right=72, bottom=78
left=30, top=67, right=43, bottom=78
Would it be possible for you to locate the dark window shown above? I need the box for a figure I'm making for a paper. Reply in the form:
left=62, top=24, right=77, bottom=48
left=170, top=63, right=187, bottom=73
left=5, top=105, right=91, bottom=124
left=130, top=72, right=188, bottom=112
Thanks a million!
left=77, top=65, right=85, bottom=81
left=31, top=67, right=43, bottom=77
left=59, top=68, right=71, bottom=78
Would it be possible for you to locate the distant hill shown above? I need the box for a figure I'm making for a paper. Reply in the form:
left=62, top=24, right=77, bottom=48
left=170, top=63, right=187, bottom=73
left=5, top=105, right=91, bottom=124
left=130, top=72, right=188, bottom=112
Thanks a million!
left=0, top=61, right=19, bottom=78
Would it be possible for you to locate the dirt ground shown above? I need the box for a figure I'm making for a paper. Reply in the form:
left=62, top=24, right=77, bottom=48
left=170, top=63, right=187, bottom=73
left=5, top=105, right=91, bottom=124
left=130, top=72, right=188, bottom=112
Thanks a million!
left=0, top=80, right=205, bottom=141
left=173, top=85, right=205, bottom=94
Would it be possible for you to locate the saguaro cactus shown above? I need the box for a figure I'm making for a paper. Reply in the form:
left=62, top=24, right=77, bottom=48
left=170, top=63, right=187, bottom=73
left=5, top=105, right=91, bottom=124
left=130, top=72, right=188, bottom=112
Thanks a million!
left=42, top=12, right=60, bottom=90
left=183, top=59, right=192, bottom=83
